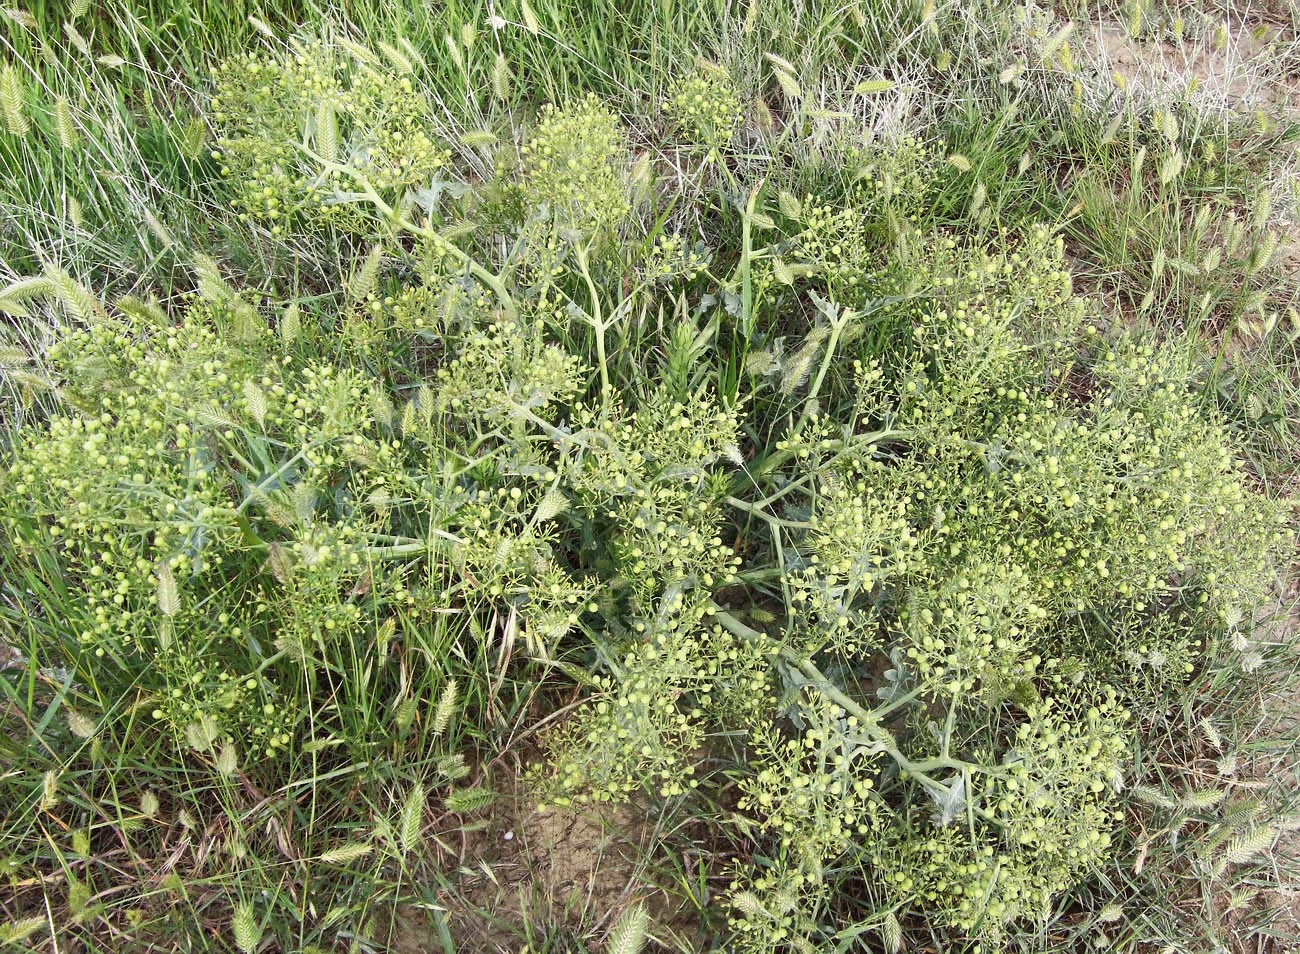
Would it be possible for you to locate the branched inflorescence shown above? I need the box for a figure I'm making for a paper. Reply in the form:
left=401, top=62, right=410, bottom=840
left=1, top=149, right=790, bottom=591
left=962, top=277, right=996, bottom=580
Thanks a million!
left=5, top=61, right=1292, bottom=954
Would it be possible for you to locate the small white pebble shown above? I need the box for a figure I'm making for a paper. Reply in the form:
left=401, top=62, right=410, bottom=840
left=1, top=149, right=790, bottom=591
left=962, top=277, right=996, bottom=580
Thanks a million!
left=503, top=830, right=514, bottom=841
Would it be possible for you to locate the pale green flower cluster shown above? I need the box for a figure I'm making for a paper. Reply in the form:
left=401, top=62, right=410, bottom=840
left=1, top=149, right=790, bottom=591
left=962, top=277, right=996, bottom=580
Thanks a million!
left=876, top=689, right=1129, bottom=938
left=1, top=279, right=597, bottom=763
left=641, top=232, right=709, bottom=284
left=519, top=93, right=631, bottom=234
left=663, top=66, right=743, bottom=149
left=210, top=47, right=450, bottom=234
left=724, top=211, right=1292, bottom=944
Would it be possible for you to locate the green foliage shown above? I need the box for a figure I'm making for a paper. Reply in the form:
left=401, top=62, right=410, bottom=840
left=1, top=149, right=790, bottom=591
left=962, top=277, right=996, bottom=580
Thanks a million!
left=663, top=65, right=743, bottom=150
left=519, top=93, right=631, bottom=235
left=2, top=10, right=1297, bottom=952
left=210, top=45, right=450, bottom=233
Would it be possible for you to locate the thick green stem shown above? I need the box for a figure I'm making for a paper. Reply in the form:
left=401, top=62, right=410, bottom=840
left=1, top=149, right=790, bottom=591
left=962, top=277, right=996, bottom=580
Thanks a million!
left=751, top=428, right=906, bottom=486
left=726, top=495, right=811, bottom=529
left=708, top=605, right=994, bottom=788
left=306, top=152, right=517, bottom=319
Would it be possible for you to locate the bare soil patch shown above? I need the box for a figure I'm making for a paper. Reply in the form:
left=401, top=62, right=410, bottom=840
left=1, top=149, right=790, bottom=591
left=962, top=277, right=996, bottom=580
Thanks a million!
left=397, top=765, right=697, bottom=953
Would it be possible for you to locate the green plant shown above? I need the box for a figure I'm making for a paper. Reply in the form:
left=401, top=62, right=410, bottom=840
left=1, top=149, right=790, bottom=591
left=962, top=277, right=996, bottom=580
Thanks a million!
left=2, top=8, right=1298, bottom=953
left=663, top=64, right=743, bottom=151
left=211, top=45, right=450, bottom=235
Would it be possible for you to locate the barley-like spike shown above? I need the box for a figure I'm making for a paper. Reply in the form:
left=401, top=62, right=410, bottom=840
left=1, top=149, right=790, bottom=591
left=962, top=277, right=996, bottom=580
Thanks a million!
left=1181, top=787, right=1227, bottom=810
left=1130, top=783, right=1176, bottom=809
left=336, top=38, right=379, bottom=65
left=53, top=94, right=77, bottom=149
left=778, top=190, right=802, bottom=219
left=443, top=785, right=495, bottom=814
left=1246, top=232, right=1278, bottom=276
left=64, top=21, right=91, bottom=55
left=1251, top=191, right=1271, bottom=230
left=1, top=64, right=28, bottom=137
left=774, top=68, right=801, bottom=99
left=1160, top=109, right=1178, bottom=142
left=606, top=903, right=649, bottom=954
left=394, top=697, right=418, bottom=732
left=520, top=0, right=540, bottom=34
left=437, top=752, right=468, bottom=780
left=882, top=911, right=904, bottom=953
left=433, top=678, right=458, bottom=735
left=247, top=15, right=275, bottom=39
left=0, top=917, right=47, bottom=944
left=534, top=486, right=569, bottom=522
left=1200, top=245, right=1222, bottom=273
left=444, top=33, right=465, bottom=73
left=492, top=53, right=512, bottom=100
left=398, top=37, right=425, bottom=69
left=399, top=781, right=425, bottom=853
left=320, top=842, right=373, bottom=865
left=1097, top=903, right=1124, bottom=923
left=1158, top=150, right=1182, bottom=185
left=1223, top=825, right=1276, bottom=865
left=243, top=380, right=267, bottom=427
left=43, top=262, right=105, bottom=322
left=66, top=708, right=96, bottom=739
left=378, top=41, right=415, bottom=74
left=232, top=902, right=259, bottom=954
left=350, top=244, right=383, bottom=305
left=156, top=563, right=179, bottom=617
left=216, top=742, right=238, bottom=776
left=280, top=301, right=301, bottom=343
left=315, top=101, right=337, bottom=165
left=781, top=325, right=830, bottom=395
left=1041, top=21, right=1075, bottom=59
left=730, top=891, right=768, bottom=918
